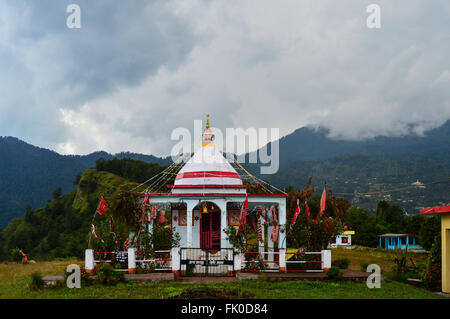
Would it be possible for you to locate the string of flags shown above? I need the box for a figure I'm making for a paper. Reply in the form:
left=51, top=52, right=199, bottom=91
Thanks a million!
left=91, top=224, right=104, bottom=243
left=290, top=184, right=325, bottom=225
left=236, top=194, right=248, bottom=236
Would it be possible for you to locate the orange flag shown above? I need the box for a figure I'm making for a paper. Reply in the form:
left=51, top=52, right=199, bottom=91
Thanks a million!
left=318, top=185, right=326, bottom=220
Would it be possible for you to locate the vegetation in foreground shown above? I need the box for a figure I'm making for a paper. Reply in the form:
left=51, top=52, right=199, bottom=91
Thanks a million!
left=0, top=251, right=445, bottom=299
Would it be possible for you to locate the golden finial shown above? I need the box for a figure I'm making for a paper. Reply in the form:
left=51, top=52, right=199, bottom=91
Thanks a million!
left=206, top=114, right=210, bottom=129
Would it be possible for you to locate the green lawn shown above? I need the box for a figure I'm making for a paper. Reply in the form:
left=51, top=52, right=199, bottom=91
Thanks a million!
left=0, top=259, right=444, bottom=299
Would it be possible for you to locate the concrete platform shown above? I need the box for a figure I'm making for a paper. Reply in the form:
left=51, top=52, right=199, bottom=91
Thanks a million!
left=43, top=272, right=174, bottom=285
left=43, top=269, right=372, bottom=285
left=236, top=270, right=372, bottom=282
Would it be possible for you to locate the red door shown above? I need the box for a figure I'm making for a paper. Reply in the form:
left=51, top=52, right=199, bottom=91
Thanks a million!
left=200, top=211, right=221, bottom=250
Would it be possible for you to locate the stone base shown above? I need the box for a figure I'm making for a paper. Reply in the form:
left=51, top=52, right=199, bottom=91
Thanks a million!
left=128, top=268, right=136, bottom=274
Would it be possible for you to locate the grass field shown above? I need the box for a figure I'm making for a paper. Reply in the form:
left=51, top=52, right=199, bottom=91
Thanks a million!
left=331, top=247, right=428, bottom=273
left=0, top=249, right=444, bottom=299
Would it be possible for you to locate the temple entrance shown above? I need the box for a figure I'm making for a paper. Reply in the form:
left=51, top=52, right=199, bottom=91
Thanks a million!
left=199, top=202, right=221, bottom=250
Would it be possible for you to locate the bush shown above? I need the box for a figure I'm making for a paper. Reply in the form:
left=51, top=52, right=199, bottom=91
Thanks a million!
left=326, top=266, right=342, bottom=280
left=332, top=258, right=349, bottom=269
left=94, top=263, right=125, bottom=285
left=360, top=262, right=369, bottom=272
left=29, top=271, right=43, bottom=290
left=422, top=235, right=441, bottom=291
left=10, top=248, right=23, bottom=262
left=63, top=265, right=94, bottom=287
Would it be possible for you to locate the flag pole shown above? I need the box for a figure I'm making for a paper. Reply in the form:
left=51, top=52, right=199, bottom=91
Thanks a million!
left=88, top=197, right=102, bottom=249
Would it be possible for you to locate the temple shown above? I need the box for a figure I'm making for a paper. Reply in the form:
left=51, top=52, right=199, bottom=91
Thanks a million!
left=85, top=115, right=332, bottom=277
left=144, top=115, right=288, bottom=275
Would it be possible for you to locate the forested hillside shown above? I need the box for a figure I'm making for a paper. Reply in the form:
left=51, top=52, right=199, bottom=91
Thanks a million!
left=0, top=137, right=170, bottom=227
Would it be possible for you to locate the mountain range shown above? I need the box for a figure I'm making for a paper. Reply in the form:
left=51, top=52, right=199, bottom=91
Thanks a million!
left=0, top=120, right=449, bottom=228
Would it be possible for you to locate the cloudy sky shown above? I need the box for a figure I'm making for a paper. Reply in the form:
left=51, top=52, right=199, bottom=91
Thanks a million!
left=0, top=0, right=449, bottom=157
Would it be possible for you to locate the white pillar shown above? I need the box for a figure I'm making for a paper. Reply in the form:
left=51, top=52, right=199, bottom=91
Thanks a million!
left=279, top=248, right=286, bottom=272
left=128, top=247, right=136, bottom=274
left=278, top=199, right=287, bottom=249
left=321, top=249, right=331, bottom=270
left=186, top=201, right=196, bottom=248
left=228, top=248, right=234, bottom=276
left=234, top=252, right=243, bottom=272
left=171, top=247, right=180, bottom=278
left=215, top=199, right=228, bottom=249
left=85, top=249, right=94, bottom=274
left=258, top=215, right=265, bottom=257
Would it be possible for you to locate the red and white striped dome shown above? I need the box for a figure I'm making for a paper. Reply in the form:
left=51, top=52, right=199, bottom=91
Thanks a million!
left=170, top=115, right=246, bottom=195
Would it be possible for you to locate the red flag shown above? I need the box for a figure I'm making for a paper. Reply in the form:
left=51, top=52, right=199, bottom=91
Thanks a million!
left=142, top=192, right=150, bottom=206
left=318, top=185, right=326, bottom=220
left=236, top=195, right=248, bottom=235
left=96, top=197, right=109, bottom=215
left=159, top=210, right=167, bottom=223
left=291, top=199, right=301, bottom=225
left=305, top=201, right=310, bottom=221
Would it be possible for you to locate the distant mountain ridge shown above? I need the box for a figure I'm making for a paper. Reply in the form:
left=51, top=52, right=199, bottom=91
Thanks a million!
left=247, top=120, right=450, bottom=164
left=0, top=136, right=171, bottom=227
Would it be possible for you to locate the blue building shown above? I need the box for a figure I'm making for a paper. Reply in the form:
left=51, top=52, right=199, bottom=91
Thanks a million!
left=378, top=234, right=422, bottom=250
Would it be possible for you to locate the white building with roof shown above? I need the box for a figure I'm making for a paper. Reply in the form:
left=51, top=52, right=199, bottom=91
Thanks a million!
left=144, top=115, right=288, bottom=275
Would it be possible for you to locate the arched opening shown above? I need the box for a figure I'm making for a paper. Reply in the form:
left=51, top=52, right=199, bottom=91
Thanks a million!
left=197, top=201, right=221, bottom=250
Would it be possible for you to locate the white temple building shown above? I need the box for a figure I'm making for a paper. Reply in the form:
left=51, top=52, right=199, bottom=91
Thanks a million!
left=145, top=115, right=288, bottom=274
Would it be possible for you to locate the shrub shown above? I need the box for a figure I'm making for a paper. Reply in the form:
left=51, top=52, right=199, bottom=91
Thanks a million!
left=360, top=262, right=369, bottom=272
left=94, top=263, right=125, bottom=285
left=29, top=271, right=43, bottom=290
left=326, top=266, right=342, bottom=281
left=422, top=235, right=441, bottom=291
left=10, top=248, right=23, bottom=262
left=332, top=258, right=349, bottom=269
left=64, top=265, right=94, bottom=287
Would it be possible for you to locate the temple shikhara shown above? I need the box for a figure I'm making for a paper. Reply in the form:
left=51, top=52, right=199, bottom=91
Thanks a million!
left=85, top=115, right=331, bottom=277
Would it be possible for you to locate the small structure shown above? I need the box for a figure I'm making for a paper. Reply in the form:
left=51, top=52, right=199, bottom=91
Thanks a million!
left=420, top=205, right=450, bottom=293
left=378, top=234, right=422, bottom=250
left=335, top=230, right=355, bottom=247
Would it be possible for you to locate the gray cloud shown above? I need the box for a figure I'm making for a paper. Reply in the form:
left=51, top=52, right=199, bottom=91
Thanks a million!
left=0, top=0, right=449, bottom=156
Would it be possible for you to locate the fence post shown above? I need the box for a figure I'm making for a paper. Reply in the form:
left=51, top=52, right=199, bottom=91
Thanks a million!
left=85, top=249, right=94, bottom=274
left=234, top=251, right=243, bottom=273
left=279, top=248, right=286, bottom=272
left=128, top=248, right=136, bottom=274
left=321, top=249, right=331, bottom=271
left=172, top=247, right=180, bottom=279
left=228, top=249, right=234, bottom=276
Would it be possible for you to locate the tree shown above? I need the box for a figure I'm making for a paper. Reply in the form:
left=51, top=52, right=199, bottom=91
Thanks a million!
left=24, top=205, right=34, bottom=223
left=344, top=206, right=379, bottom=247
left=419, top=215, right=441, bottom=251
left=376, top=200, right=406, bottom=233
left=73, top=172, right=82, bottom=185
left=0, top=227, right=4, bottom=261
left=404, top=214, right=425, bottom=235
left=52, top=187, right=62, bottom=200
left=423, top=235, right=441, bottom=291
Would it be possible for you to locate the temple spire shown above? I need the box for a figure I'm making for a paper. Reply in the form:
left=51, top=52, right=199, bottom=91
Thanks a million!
left=202, top=114, right=214, bottom=146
